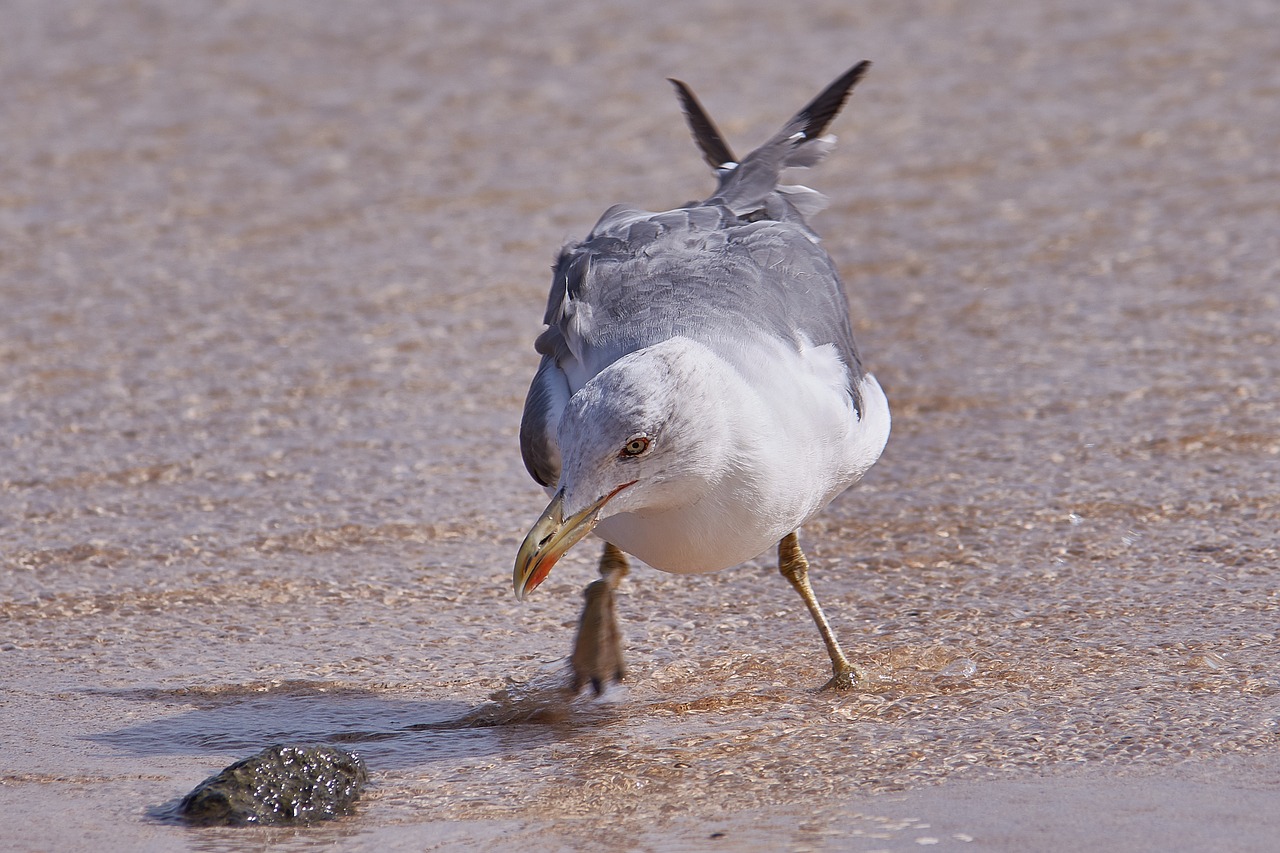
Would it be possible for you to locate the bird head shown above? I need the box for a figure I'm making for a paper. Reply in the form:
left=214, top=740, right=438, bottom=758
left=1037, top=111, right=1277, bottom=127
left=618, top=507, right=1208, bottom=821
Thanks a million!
left=513, top=339, right=729, bottom=598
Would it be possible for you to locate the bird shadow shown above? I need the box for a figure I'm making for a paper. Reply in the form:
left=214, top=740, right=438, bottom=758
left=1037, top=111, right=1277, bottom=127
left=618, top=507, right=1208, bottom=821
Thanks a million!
left=85, top=665, right=619, bottom=823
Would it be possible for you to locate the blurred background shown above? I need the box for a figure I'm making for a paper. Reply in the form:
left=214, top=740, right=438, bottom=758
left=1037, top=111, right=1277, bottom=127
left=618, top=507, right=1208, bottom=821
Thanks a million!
left=2, top=1, right=1277, bottom=849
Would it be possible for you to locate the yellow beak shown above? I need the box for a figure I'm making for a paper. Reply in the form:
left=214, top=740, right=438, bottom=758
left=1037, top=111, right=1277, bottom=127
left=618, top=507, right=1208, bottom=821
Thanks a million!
left=513, top=483, right=634, bottom=599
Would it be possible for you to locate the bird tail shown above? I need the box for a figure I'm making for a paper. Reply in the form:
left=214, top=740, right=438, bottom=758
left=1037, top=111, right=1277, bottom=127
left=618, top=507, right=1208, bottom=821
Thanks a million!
left=670, top=61, right=871, bottom=220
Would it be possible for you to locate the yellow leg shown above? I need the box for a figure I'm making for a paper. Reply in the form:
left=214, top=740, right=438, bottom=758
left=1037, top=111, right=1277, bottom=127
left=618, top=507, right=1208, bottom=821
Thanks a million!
left=778, top=531, right=860, bottom=690
left=569, top=542, right=629, bottom=695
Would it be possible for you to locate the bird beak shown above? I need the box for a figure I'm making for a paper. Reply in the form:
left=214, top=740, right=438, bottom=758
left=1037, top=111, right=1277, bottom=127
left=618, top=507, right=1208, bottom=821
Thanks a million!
left=513, top=482, right=635, bottom=599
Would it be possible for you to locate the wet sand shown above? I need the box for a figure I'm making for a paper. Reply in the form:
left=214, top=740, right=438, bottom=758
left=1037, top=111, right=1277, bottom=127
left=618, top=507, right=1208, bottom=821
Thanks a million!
left=2, top=0, right=1278, bottom=850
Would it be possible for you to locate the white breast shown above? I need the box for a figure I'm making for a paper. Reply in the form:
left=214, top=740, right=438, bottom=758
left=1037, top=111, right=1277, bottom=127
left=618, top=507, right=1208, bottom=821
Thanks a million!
left=596, top=339, right=889, bottom=574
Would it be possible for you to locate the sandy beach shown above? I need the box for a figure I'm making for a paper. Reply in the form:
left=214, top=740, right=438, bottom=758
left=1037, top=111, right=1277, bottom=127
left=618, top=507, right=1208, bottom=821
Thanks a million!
left=3, top=1, right=1278, bottom=850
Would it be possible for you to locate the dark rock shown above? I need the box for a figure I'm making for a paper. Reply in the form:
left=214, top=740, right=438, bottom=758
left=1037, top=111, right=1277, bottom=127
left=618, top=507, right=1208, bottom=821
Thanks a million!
left=179, top=744, right=368, bottom=826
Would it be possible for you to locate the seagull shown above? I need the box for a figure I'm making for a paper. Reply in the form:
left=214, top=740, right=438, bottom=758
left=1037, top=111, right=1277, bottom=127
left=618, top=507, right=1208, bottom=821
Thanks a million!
left=514, top=61, right=890, bottom=693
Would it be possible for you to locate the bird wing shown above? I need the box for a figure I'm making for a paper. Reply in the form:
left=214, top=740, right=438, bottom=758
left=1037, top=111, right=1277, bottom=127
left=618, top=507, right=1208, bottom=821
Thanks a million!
left=519, top=350, right=570, bottom=487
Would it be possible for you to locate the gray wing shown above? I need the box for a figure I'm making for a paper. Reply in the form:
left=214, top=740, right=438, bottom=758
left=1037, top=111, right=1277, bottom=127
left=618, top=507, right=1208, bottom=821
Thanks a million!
left=519, top=349, right=570, bottom=487
left=519, top=252, right=586, bottom=486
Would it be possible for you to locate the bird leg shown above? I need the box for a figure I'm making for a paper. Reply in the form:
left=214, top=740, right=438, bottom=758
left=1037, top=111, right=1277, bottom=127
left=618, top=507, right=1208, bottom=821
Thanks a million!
left=568, top=542, right=629, bottom=695
left=778, top=531, right=861, bottom=690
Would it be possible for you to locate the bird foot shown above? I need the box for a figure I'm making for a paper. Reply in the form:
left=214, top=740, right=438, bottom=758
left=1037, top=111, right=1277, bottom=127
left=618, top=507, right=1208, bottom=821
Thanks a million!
left=818, top=667, right=861, bottom=692
left=568, top=577, right=625, bottom=696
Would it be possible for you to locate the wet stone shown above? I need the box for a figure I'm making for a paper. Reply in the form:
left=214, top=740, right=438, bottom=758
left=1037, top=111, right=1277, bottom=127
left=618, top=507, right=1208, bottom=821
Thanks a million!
left=179, top=744, right=368, bottom=827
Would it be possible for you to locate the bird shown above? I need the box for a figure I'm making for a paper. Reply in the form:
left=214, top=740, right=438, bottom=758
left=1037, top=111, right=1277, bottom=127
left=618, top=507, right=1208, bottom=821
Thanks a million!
left=513, top=61, right=890, bottom=694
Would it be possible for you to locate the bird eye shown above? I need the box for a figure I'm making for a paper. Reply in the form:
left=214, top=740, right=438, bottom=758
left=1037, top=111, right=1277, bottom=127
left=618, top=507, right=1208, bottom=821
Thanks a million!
left=620, top=435, right=651, bottom=458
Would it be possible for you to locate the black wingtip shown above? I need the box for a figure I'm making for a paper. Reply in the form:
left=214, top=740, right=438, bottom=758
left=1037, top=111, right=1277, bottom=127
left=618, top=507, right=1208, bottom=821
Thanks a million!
left=669, top=77, right=738, bottom=170
left=797, top=60, right=872, bottom=140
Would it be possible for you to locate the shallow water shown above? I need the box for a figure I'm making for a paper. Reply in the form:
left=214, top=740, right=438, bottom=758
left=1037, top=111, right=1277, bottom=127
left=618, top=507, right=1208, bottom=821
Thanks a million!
left=2, top=0, right=1278, bottom=850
